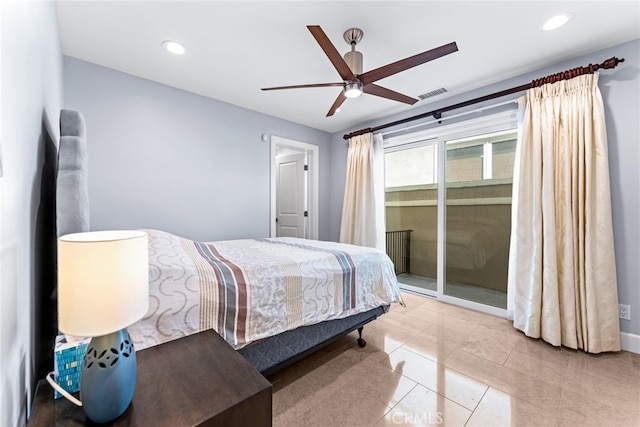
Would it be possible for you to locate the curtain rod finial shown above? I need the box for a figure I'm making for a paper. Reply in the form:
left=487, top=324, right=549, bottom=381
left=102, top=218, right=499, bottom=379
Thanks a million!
left=603, top=57, right=625, bottom=69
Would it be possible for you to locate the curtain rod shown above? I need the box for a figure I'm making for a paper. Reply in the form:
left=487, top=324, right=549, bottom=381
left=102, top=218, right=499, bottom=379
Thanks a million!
left=381, top=98, right=517, bottom=138
left=343, top=56, right=625, bottom=141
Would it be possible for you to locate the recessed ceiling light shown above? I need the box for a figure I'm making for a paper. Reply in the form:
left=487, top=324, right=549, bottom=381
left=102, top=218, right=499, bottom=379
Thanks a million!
left=162, top=40, right=187, bottom=55
left=542, top=13, right=574, bottom=31
left=335, top=108, right=341, bottom=113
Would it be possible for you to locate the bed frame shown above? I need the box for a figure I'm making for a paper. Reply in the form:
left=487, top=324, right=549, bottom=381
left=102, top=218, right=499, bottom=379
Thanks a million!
left=238, top=306, right=387, bottom=376
left=56, top=109, right=387, bottom=375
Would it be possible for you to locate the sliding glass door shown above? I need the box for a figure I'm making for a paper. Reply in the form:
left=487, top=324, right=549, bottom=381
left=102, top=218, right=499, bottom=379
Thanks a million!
left=383, top=111, right=517, bottom=312
left=384, top=140, right=438, bottom=295
left=443, top=131, right=517, bottom=308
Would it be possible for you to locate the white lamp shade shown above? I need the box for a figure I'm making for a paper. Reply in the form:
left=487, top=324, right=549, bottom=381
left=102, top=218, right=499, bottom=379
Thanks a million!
left=58, top=230, right=149, bottom=337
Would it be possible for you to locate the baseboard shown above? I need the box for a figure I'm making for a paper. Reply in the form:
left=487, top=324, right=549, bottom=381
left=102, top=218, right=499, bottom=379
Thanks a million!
left=620, top=332, right=640, bottom=354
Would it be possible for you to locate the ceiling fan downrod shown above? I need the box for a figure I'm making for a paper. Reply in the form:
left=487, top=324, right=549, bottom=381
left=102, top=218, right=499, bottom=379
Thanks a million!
left=343, top=28, right=363, bottom=75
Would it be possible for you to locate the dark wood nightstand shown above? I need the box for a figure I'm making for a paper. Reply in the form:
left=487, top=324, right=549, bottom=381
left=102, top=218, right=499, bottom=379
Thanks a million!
left=28, top=330, right=272, bottom=426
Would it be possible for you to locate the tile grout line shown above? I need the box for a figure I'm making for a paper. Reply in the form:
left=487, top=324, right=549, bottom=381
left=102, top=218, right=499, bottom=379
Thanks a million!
left=463, top=385, right=491, bottom=427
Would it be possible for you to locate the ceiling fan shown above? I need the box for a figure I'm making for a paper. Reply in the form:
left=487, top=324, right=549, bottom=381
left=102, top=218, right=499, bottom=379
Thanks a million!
left=261, top=25, right=458, bottom=117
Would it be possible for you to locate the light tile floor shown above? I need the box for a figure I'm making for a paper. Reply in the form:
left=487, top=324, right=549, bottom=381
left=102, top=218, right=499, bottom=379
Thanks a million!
left=268, top=292, right=640, bottom=427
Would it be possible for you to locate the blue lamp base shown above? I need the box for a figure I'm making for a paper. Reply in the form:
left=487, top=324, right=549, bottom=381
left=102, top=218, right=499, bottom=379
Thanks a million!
left=80, top=329, right=137, bottom=423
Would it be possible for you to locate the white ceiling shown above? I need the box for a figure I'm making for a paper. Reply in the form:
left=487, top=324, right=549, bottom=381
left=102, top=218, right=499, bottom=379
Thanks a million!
left=56, top=1, right=640, bottom=134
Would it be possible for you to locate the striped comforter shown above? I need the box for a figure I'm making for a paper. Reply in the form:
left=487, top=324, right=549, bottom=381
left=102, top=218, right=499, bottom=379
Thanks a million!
left=129, top=229, right=402, bottom=350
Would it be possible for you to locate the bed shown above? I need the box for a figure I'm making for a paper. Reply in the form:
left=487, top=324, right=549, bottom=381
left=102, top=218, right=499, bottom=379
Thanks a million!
left=56, top=109, right=403, bottom=375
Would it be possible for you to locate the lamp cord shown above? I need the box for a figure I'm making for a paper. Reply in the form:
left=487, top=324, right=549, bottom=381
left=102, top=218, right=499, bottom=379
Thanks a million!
left=46, top=372, right=83, bottom=406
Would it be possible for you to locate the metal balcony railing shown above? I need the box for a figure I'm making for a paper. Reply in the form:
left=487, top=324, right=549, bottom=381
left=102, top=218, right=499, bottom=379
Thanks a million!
left=385, top=230, right=412, bottom=275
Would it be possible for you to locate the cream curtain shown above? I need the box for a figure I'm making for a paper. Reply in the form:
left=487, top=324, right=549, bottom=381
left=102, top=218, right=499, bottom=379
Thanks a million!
left=339, top=132, right=385, bottom=251
left=508, top=73, right=620, bottom=353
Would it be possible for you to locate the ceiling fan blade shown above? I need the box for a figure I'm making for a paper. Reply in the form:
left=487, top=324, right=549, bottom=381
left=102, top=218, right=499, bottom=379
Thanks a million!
left=326, top=92, right=347, bottom=117
left=307, top=25, right=356, bottom=81
left=261, top=82, right=344, bottom=91
left=359, top=41, right=458, bottom=85
left=363, top=84, right=418, bottom=105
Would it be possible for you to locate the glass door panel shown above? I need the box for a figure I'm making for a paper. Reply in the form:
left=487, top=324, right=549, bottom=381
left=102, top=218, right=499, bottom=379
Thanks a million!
left=443, top=130, right=517, bottom=308
left=384, top=142, right=438, bottom=294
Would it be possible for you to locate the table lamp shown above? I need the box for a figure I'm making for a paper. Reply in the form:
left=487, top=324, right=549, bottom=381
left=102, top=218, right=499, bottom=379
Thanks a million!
left=57, top=230, right=149, bottom=423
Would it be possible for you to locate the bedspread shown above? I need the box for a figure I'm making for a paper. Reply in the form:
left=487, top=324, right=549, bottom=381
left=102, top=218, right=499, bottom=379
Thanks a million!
left=129, top=229, right=402, bottom=350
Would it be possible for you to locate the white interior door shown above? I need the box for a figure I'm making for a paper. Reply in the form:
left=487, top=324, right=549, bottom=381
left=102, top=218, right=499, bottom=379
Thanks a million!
left=270, top=135, right=318, bottom=240
left=275, top=153, right=307, bottom=238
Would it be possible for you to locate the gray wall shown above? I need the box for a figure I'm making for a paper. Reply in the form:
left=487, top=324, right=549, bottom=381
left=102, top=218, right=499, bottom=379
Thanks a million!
left=330, top=39, right=640, bottom=336
left=0, top=1, right=64, bottom=426
left=63, top=57, right=332, bottom=242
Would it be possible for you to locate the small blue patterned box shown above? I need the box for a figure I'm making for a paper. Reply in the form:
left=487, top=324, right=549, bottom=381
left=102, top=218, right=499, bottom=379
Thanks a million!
left=53, top=335, right=90, bottom=399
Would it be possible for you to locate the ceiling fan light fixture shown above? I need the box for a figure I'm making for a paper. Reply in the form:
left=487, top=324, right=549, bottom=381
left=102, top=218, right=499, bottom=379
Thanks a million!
left=162, top=40, right=187, bottom=55
left=344, top=81, right=363, bottom=98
